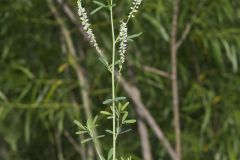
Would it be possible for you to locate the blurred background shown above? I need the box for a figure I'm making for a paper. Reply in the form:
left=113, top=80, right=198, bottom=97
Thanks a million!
left=0, top=0, right=240, bottom=159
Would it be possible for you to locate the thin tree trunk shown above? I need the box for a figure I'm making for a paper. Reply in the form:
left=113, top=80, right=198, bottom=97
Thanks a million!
left=137, top=117, right=153, bottom=160
left=170, top=0, right=181, bottom=159
left=119, top=77, right=178, bottom=160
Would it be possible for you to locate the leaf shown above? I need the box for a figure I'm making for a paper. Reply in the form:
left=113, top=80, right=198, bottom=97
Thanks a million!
left=107, top=116, right=113, bottom=119
left=122, top=112, right=128, bottom=123
left=76, top=131, right=88, bottom=135
left=96, top=135, right=105, bottom=139
left=212, top=40, right=223, bottom=66
left=124, top=119, right=136, bottom=124
left=230, top=46, right=238, bottom=72
left=0, top=90, right=8, bottom=102
left=86, top=119, right=92, bottom=130
left=93, top=115, right=98, bottom=125
left=107, top=148, right=113, bottom=160
left=58, top=111, right=64, bottom=132
left=81, top=138, right=93, bottom=144
left=99, top=156, right=106, bottom=160
left=119, top=129, right=132, bottom=135
left=115, top=97, right=126, bottom=101
left=12, top=64, right=35, bottom=79
left=127, top=32, right=142, bottom=41
left=102, top=97, right=126, bottom=104
left=24, top=112, right=31, bottom=144
left=57, top=63, right=68, bottom=73
left=105, top=129, right=113, bottom=134
left=201, top=106, right=211, bottom=133
left=143, top=13, right=169, bottom=42
left=100, top=111, right=112, bottom=116
left=74, top=120, right=85, bottom=130
left=118, top=103, right=122, bottom=111
left=102, top=99, right=112, bottom=104
left=121, top=102, right=129, bottom=111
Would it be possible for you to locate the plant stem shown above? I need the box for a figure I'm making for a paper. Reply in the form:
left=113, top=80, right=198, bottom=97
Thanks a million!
left=93, top=138, right=103, bottom=160
left=109, top=0, right=116, bottom=159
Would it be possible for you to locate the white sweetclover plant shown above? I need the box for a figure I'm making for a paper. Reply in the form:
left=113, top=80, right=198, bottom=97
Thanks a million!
left=74, top=0, right=143, bottom=159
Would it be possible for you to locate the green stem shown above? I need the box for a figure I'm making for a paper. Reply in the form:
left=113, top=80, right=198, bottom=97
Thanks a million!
left=109, top=0, right=116, bottom=160
left=93, top=138, right=103, bottom=160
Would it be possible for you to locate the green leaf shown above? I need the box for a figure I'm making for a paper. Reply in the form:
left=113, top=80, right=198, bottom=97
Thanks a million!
left=115, top=97, right=126, bottom=101
left=119, top=129, right=132, bottom=135
left=118, top=103, right=122, bottom=111
left=107, top=116, right=113, bottom=119
left=122, top=112, right=128, bottom=123
left=127, top=32, right=143, bottom=41
left=76, top=131, right=88, bottom=135
left=142, top=13, right=169, bottom=42
left=96, top=135, right=105, bottom=139
left=121, top=102, right=129, bottom=111
left=124, top=119, right=136, bottom=124
left=74, top=120, right=85, bottom=130
left=81, top=138, right=93, bottom=144
left=201, top=106, right=211, bottom=133
left=93, top=115, right=98, bottom=125
left=100, top=111, right=112, bottom=116
left=86, top=119, right=92, bottom=130
left=102, top=99, right=112, bottom=104
left=12, top=64, right=35, bottom=79
left=24, top=112, right=31, bottom=144
left=102, top=97, right=126, bottom=104
left=99, top=156, right=106, bottom=160
left=107, top=148, right=113, bottom=160
left=105, top=129, right=113, bottom=134
left=0, top=90, right=8, bottom=102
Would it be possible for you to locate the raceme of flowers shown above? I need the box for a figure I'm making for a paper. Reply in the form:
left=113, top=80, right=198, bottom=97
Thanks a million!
left=118, top=21, right=128, bottom=73
left=128, top=0, right=143, bottom=19
left=77, top=0, right=102, bottom=56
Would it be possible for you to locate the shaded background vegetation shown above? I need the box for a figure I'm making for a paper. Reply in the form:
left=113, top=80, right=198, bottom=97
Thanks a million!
left=0, top=0, right=240, bottom=159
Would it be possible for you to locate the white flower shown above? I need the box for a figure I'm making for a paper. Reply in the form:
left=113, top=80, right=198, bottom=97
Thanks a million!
left=118, top=21, right=128, bottom=74
left=77, top=0, right=102, bottom=55
left=128, top=0, right=143, bottom=19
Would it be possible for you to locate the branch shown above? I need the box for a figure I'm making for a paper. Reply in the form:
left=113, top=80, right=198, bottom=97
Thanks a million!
left=64, top=130, right=86, bottom=159
left=176, top=22, right=192, bottom=49
left=176, top=0, right=204, bottom=49
left=170, top=0, right=181, bottom=159
left=143, top=65, right=172, bottom=79
left=119, top=76, right=178, bottom=160
left=137, top=114, right=153, bottom=160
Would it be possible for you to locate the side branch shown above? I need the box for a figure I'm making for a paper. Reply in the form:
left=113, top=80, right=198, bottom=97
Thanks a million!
left=143, top=65, right=172, bottom=79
